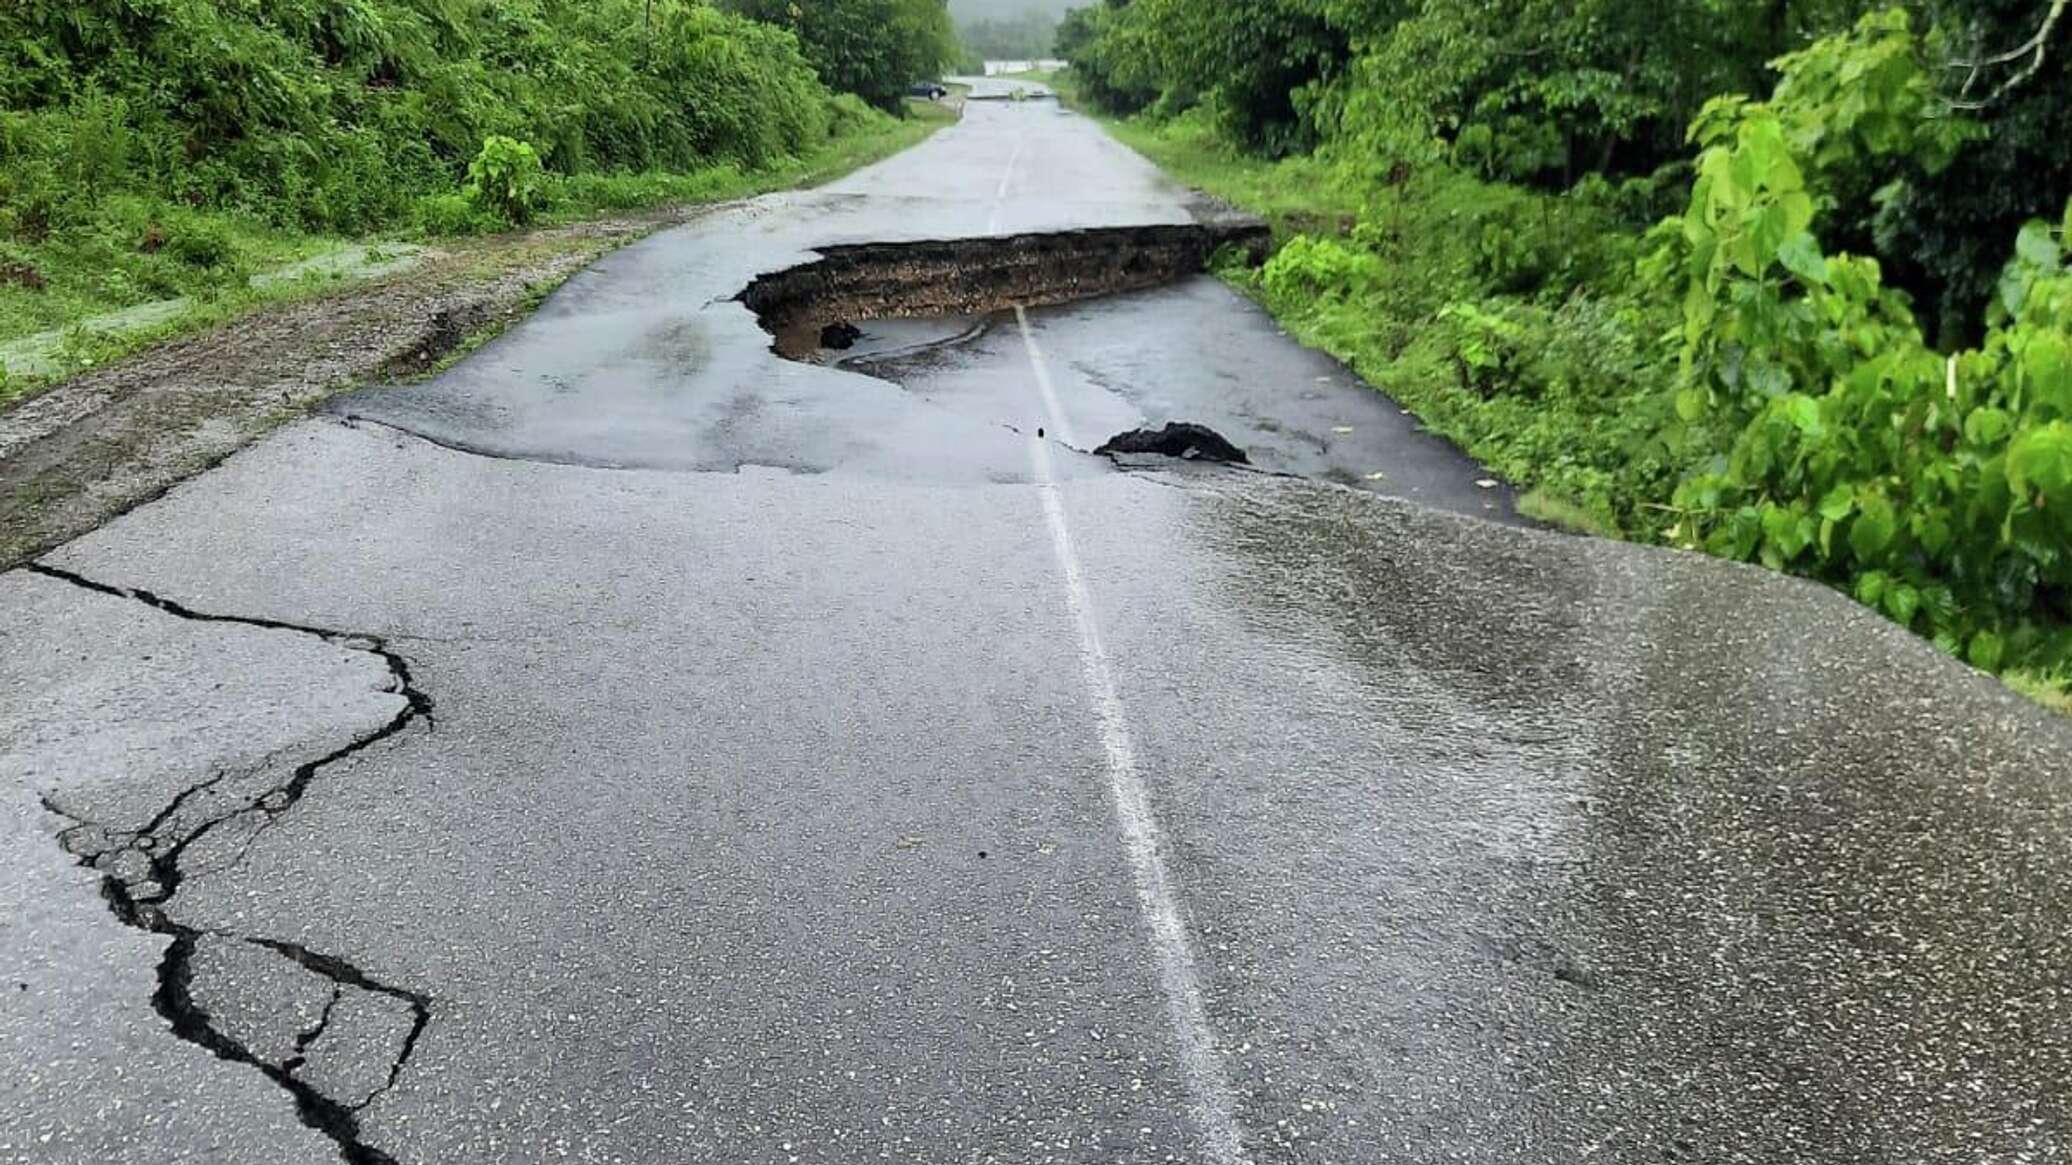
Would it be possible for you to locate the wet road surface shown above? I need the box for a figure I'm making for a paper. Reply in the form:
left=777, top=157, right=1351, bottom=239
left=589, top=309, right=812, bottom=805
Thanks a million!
left=5, top=93, right=2071, bottom=1165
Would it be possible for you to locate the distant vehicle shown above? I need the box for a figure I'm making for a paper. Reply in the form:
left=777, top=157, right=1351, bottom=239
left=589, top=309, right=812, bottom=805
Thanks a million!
left=907, top=82, right=949, bottom=100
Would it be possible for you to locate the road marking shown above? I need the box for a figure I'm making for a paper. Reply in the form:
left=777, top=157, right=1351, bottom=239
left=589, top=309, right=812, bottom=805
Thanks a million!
left=1016, top=310, right=1251, bottom=1165
left=1014, top=306, right=1076, bottom=448
left=987, top=138, right=1025, bottom=234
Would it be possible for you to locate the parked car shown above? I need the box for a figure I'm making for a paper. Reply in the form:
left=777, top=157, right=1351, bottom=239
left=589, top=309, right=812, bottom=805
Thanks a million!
left=906, top=82, right=949, bottom=100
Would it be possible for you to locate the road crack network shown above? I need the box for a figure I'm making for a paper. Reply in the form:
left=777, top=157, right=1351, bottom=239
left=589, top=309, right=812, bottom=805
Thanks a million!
left=26, top=562, right=434, bottom=1165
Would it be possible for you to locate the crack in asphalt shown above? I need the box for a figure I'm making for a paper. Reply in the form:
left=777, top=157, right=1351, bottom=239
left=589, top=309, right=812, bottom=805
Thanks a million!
left=284, top=984, right=344, bottom=1074
left=334, top=406, right=1114, bottom=480
left=24, top=561, right=435, bottom=1165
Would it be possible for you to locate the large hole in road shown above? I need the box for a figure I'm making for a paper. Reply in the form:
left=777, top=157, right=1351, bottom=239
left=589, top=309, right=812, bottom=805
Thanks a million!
left=735, top=222, right=1270, bottom=362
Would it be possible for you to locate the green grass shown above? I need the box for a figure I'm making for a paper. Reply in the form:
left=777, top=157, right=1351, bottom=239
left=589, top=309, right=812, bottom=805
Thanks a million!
left=2006, top=670, right=2072, bottom=716
left=0, top=106, right=951, bottom=410
left=1516, top=488, right=1623, bottom=538
left=1060, top=91, right=1358, bottom=240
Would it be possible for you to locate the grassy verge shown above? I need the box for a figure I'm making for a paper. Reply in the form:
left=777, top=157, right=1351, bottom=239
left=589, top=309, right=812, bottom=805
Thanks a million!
left=1080, top=104, right=1360, bottom=239
left=2006, top=671, right=2072, bottom=717
left=1073, top=87, right=1659, bottom=536
left=0, top=101, right=952, bottom=411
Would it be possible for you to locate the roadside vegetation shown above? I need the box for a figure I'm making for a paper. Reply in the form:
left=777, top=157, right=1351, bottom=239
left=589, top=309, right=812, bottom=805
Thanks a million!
left=0, top=0, right=959, bottom=401
left=721, top=0, right=959, bottom=109
left=1061, top=0, right=2072, bottom=704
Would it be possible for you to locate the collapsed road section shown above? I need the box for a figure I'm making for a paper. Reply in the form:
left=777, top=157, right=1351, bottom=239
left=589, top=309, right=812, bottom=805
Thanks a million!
left=736, top=222, right=1270, bottom=358
left=323, top=215, right=1278, bottom=478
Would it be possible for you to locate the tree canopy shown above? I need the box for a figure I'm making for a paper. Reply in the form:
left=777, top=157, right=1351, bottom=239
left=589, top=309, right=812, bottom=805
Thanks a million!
left=723, top=0, right=959, bottom=107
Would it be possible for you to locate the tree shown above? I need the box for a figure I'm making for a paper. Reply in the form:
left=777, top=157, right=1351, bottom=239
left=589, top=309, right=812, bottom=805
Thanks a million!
left=1056, top=1, right=1162, bottom=113
left=1872, top=0, right=2072, bottom=341
left=724, top=0, right=958, bottom=109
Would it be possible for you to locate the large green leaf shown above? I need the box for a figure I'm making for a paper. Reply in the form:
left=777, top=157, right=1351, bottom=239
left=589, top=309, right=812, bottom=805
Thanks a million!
left=1777, top=232, right=1828, bottom=285
left=1849, top=490, right=1899, bottom=560
left=1743, top=117, right=1803, bottom=195
left=1707, top=506, right=1763, bottom=561
left=2000, top=263, right=2034, bottom=319
left=2008, top=422, right=2072, bottom=504
left=1748, top=361, right=1793, bottom=399
left=1784, top=394, right=1823, bottom=436
left=1761, top=503, right=1814, bottom=563
left=2022, top=332, right=2072, bottom=416
left=1817, top=482, right=1856, bottom=521
left=1968, top=629, right=2006, bottom=673
left=1750, top=200, right=1795, bottom=264
left=1777, top=191, right=1815, bottom=239
left=1963, top=406, right=2013, bottom=448
left=2015, top=219, right=2063, bottom=271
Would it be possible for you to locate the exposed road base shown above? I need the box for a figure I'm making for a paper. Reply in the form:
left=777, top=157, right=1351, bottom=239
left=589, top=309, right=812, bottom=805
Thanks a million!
left=737, top=222, right=1270, bottom=358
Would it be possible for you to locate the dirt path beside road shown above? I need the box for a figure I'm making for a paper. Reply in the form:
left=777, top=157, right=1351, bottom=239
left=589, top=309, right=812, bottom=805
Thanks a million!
left=0, top=210, right=707, bottom=569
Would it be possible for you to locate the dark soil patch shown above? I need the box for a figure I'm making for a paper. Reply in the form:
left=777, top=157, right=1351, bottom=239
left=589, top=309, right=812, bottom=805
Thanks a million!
left=1, top=261, right=47, bottom=291
left=1096, top=422, right=1250, bottom=464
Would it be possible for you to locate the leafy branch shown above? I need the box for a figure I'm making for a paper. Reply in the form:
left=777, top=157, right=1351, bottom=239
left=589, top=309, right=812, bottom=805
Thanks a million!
left=1948, top=0, right=2068, bottom=108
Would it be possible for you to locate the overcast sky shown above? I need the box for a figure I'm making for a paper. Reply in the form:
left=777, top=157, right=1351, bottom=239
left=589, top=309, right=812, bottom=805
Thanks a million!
left=949, top=0, right=1076, bottom=21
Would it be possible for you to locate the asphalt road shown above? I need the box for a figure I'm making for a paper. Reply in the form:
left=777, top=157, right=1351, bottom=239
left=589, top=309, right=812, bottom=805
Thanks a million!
left=5, top=95, right=2071, bottom=1165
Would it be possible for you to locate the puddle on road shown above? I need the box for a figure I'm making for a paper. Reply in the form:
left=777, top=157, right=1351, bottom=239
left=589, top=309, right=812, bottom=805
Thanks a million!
left=820, top=314, right=996, bottom=372
left=744, top=237, right=1522, bottom=521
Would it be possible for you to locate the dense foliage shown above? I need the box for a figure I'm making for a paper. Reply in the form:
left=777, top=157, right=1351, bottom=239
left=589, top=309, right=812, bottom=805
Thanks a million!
left=1066, top=0, right=2072, bottom=692
left=0, top=0, right=947, bottom=374
left=1, top=0, right=851, bottom=238
left=724, top=0, right=959, bottom=108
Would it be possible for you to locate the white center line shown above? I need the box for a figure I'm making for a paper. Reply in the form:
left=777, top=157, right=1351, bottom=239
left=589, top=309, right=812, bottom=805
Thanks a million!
left=1014, top=305, right=1076, bottom=448
left=987, top=138, right=1025, bottom=234
left=1016, top=309, right=1251, bottom=1165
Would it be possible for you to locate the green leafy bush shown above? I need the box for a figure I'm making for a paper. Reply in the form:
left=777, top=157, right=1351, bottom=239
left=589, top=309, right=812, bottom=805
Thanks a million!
left=0, top=0, right=842, bottom=236
left=1667, top=189, right=2072, bottom=668
left=160, top=213, right=240, bottom=272
left=1260, top=235, right=1381, bottom=302
left=412, top=193, right=498, bottom=238
left=466, top=138, right=546, bottom=227
left=1652, top=12, right=2072, bottom=669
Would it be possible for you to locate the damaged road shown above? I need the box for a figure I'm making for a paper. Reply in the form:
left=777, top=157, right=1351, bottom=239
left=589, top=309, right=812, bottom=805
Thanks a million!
left=10, top=564, right=433, bottom=1164
left=6, top=82, right=2072, bottom=1165
left=735, top=222, right=1269, bottom=357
